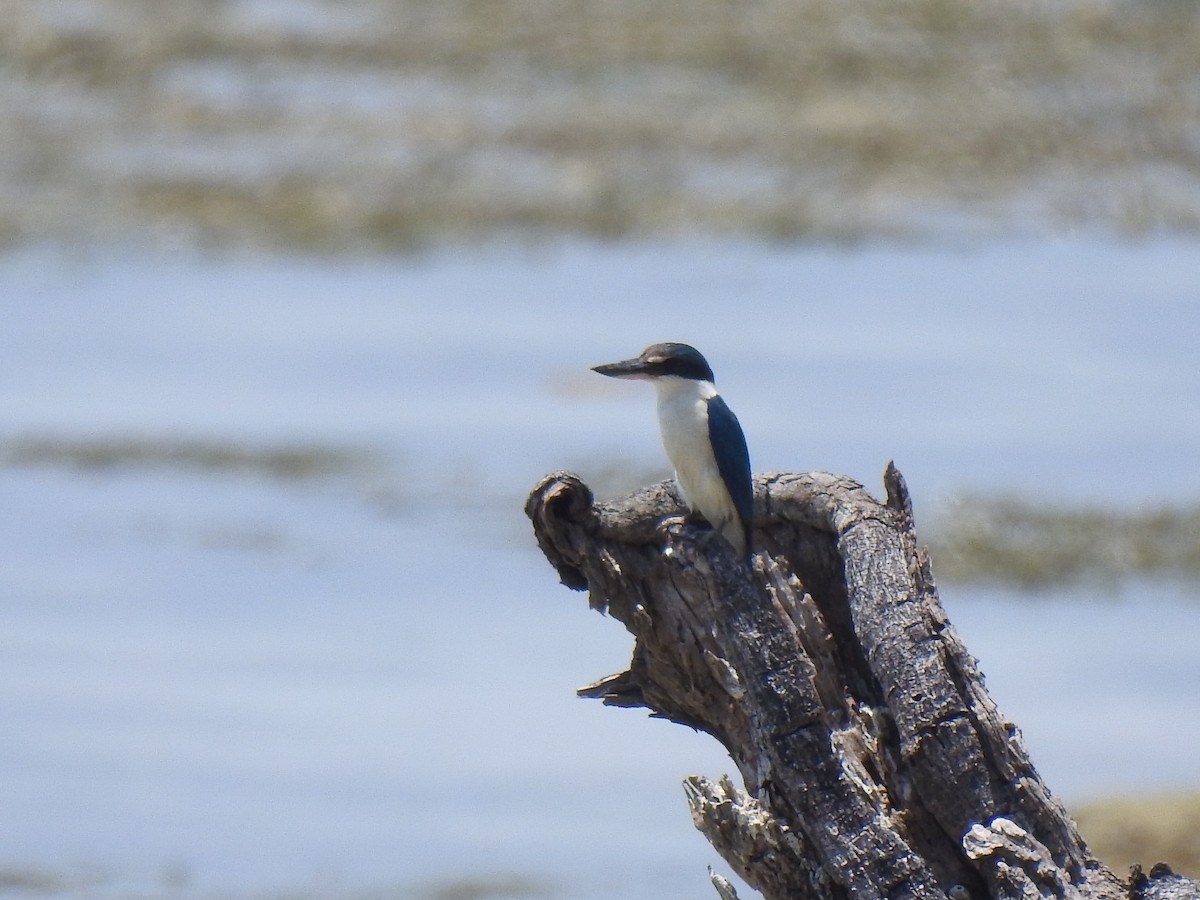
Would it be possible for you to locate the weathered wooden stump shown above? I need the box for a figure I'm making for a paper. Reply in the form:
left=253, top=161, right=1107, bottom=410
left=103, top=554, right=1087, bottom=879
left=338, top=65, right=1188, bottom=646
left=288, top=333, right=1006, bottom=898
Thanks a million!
left=525, top=465, right=1196, bottom=900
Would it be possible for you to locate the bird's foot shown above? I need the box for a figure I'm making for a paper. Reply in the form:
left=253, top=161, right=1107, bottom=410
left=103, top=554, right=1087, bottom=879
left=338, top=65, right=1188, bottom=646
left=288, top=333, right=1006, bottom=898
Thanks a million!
left=660, top=514, right=734, bottom=555
left=662, top=512, right=716, bottom=537
left=660, top=514, right=691, bottom=530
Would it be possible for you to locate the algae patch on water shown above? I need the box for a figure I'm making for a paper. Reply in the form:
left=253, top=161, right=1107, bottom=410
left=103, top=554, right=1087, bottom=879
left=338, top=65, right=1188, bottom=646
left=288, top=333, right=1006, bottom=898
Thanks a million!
left=0, top=434, right=370, bottom=482
left=928, top=496, right=1200, bottom=589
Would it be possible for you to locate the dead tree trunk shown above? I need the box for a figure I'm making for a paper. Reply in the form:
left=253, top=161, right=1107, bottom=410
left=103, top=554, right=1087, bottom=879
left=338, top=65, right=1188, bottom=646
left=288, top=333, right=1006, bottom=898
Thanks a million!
left=525, top=465, right=1197, bottom=900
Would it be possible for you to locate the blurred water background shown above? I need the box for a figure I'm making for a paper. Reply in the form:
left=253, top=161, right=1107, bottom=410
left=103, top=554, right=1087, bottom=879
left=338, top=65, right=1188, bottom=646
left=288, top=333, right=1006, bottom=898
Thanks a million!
left=2, top=1, right=1200, bottom=898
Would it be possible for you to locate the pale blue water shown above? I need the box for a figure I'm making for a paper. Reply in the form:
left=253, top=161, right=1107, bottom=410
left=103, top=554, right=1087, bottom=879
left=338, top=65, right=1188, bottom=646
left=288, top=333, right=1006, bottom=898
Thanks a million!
left=1, top=238, right=1199, bottom=897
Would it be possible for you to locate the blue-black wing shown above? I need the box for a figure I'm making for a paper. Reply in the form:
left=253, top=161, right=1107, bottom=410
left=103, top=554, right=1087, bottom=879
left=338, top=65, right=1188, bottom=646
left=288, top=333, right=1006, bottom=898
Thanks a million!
left=706, top=395, right=753, bottom=550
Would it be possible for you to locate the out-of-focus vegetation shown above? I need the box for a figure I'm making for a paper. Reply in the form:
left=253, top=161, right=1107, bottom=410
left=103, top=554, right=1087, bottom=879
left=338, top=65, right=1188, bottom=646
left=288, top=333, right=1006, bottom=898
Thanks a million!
left=418, top=875, right=552, bottom=900
left=1075, top=794, right=1200, bottom=879
left=2, top=0, right=1200, bottom=251
left=928, top=496, right=1200, bottom=589
left=0, top=434, right=369, bottom=480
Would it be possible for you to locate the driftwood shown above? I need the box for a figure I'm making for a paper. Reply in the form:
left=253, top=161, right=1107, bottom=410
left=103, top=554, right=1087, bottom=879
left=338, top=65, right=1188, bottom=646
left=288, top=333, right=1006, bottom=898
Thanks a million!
left=525, top=465, right=1199, bottom=900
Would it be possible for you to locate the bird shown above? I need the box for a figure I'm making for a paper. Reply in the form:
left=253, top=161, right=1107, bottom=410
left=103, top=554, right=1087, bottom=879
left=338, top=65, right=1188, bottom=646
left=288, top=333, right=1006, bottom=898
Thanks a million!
left=592, top=342, right=753, bottom=560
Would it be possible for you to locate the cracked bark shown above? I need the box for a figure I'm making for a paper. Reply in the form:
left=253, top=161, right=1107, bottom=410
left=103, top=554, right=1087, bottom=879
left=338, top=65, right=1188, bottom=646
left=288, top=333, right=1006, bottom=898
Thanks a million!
left=525, top=466, right=1199, bottom=900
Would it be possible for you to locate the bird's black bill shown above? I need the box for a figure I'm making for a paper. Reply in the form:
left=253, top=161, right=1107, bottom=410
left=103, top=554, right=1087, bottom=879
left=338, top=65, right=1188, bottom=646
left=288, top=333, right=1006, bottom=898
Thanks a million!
left=592, top=358, right=652, bottom=379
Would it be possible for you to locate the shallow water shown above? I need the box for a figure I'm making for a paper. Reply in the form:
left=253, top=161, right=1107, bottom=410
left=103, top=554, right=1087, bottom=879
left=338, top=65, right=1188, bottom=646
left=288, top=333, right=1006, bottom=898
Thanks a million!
left=1, top=238, right=1199, bottom=897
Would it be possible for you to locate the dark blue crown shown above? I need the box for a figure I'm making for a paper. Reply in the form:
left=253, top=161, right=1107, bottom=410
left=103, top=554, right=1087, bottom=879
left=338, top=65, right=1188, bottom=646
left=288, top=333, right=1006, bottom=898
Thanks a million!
left=637, top=343, right=715, bottom=382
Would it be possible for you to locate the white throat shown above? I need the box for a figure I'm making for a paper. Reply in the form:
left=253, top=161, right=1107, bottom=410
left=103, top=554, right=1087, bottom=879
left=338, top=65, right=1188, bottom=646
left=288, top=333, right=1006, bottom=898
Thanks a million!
left=652, top=374, right=717, bottom=405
